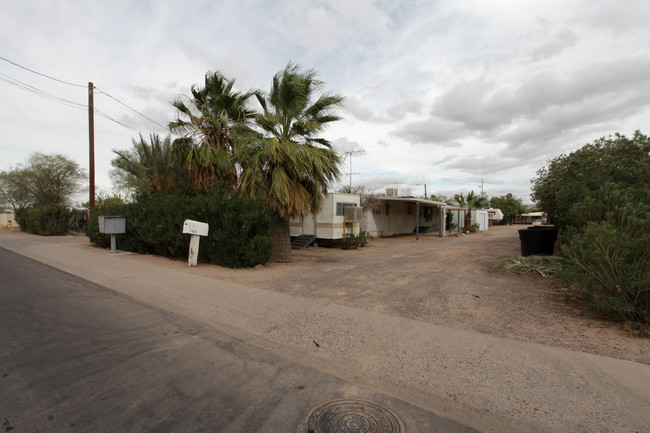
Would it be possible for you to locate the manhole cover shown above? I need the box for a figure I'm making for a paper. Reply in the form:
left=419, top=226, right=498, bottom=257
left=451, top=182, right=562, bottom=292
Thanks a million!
left=307, top=398, right=403, bottom=433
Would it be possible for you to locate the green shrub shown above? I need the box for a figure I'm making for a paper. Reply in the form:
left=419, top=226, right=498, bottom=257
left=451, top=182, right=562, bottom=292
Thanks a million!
left=558, top=186, right=650, bottom=323
left=85, top=187, right=274, bottom=268
left=14, top=207, right=27, bottom=232
left=532, top=131, right=650, bottom=231
left=122, top=193, right=191, bottom=257
left=20, top=204, right=71, bottom=236
left=85, top=199, right=128, bottom=247
left=340, top=231, right=373, bottom=249
left=199, top=192, right=275, bottom=267
left=357, top=231, right=373, bottom=247
left=532, top=132, right=650, bottom=324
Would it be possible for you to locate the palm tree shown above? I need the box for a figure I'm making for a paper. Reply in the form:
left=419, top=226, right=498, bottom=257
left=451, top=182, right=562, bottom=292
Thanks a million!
left=169, top=71, right=258, bottom=190
left=237, top=63, right=344, bottom=261
left=455, top=190, right=488, bottom=232
left=111, top=133, right=181, bottom=195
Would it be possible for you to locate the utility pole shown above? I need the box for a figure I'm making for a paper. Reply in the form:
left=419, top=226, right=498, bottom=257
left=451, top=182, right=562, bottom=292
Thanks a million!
left=88, top=82, right=95, bottom=209
left=415, top=183, right=427, bottom=198
left=342, top=150, right=364, bottom=191
left=479, top=178, right=484, bottom=196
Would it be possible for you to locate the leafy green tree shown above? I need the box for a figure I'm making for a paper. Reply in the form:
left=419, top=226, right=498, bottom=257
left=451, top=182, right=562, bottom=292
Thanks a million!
left=454, top=190, right=488, bottom=231
left=489, top=193, right=525, bottom=224
left=0, top=153, right=86, bottom=208
left=111, top=133, right=186, bottom=195
left=531, top=131, right=650, bottom=230
left=237, top=63, right=344, bottom=261
left=169, top=71, right=259, bottom=190
left=533, top=131, right=650, bottom=323
left=0, top=169, right=31, bottom=209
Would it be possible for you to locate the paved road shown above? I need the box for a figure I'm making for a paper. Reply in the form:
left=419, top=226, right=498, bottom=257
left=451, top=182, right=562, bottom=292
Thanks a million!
left=2, top=231, right=649, bottom=433
left=0, top=247, right=478, bottom=433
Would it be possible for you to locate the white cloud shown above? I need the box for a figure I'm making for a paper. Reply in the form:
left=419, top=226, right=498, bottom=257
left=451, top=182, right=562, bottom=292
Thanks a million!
left=392, top=118, right=465, bottom=146
left=1, top=0, right=649, bottom=203
left=528, top=29, right=579, bottom=61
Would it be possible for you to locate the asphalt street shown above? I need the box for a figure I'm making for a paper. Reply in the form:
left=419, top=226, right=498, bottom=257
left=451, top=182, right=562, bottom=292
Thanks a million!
left=0, top=247, right=478, bottom=433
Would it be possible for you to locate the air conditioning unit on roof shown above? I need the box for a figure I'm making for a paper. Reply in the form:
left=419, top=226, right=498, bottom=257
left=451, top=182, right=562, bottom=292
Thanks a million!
left=386, top=188, right=398, bottom=197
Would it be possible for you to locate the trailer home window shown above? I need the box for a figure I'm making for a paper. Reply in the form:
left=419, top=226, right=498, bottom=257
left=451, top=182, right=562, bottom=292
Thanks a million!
left=336, top=202, right=356, bottom=216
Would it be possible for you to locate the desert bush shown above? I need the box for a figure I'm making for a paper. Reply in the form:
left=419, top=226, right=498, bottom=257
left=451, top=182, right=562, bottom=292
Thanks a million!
left=14, top=207, right=27, bottom=231
left=85, top=198, right=128, bottom=247
left=18, top=204, right=71, bottom=236
left=532, top=132, right=650, bottom=324
left=558, top=185, right=650, bottom=323
left=340, top=231, right=373, bottom=249
left=85, top=187, right=274, bottom=268
left=531, top=131, right=650, bottom=231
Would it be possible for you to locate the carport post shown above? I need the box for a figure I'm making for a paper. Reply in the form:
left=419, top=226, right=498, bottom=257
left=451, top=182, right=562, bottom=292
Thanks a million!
left=416, top=202, right=420, bottom=242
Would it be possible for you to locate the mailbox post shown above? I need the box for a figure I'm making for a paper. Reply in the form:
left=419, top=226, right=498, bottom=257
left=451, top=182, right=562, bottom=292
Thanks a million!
left=98, top=216, right=126, bottom=254
left=183, top=219, right=209, bottom=267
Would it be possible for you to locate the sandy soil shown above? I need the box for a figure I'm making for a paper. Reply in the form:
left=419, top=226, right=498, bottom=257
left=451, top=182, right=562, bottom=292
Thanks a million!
left=85, top=225, right=649, bottom=365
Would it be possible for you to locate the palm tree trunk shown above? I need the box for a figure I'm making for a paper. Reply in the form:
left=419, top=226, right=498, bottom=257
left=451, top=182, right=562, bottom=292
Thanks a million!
left=270, top=217, right=292, bottom=262
left=464, top=211, right=472, bottom=232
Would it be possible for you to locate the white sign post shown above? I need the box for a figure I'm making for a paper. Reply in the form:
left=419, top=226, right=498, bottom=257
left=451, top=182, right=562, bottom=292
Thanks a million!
left=182, top=219, right=209, bottom=267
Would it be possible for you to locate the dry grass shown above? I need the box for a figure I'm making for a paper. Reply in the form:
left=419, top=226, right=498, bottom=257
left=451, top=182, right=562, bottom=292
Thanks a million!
left=500, top=255, right=565, bottom=277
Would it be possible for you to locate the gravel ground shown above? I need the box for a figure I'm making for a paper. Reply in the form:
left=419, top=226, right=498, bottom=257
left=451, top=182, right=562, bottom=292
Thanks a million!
left=128, top=225, right=649, bottom=365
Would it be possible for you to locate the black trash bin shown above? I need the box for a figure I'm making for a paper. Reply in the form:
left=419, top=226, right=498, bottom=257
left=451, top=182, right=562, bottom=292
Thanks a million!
left=518, top=226, right=558, bottom=256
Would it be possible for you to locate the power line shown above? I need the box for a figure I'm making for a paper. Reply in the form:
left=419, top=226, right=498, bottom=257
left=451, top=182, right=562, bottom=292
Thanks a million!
left=0, top=72, right=86, bottom=111
left=94, top=108, right=150, bottom=134
left=0, top=75, right=148, bottom=133
left=0, top=71, right=159, bottom=133
left=96, top=89, right=167, bottom=130
left=0, top=60, right=166, bottom=133
left=0, top=55, right=86, bottom=88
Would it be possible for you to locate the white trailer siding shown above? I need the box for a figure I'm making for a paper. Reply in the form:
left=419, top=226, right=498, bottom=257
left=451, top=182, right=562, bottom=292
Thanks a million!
left=290, top=193, right=361, bottom=239
left=471, top=209, right=489, bottom=231
left=362, top=198, right=443, bottom=237
left=448, top=207, right=465, bottom=233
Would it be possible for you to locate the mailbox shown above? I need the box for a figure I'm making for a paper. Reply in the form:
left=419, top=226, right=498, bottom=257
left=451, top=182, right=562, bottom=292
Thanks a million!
left=183, top=219, right=209, bottom=237
left=183, top=219, right=209, bottom=267
left=98, top=216, right=126, bottom=234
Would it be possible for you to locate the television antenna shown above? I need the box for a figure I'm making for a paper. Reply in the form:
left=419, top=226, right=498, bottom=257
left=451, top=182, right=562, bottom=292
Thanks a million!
left=341, top=150, right=365, bottom=191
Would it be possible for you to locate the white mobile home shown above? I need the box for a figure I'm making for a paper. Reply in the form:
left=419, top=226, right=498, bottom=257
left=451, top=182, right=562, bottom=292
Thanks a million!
left=290, top=193, right=361, bottom=239
left=515, top=212, right=548, bottom=225
left=487, top=208, right=504, bottom=225
left=362, top=197, right=448, bottom=237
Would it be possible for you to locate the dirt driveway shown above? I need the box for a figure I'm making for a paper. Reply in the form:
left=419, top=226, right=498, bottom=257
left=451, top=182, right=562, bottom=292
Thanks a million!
left=162, top=225, right=649, bottom=365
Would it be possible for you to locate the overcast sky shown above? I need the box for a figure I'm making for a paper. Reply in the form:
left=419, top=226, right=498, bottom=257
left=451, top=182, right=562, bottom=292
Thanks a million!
left=2, top=0, right=649, bottom=204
